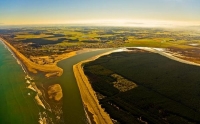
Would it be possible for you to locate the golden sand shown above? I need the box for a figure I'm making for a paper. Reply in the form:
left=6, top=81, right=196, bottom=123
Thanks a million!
left=48, top=84, right=63, bottom=101
left=73, top=51, right=115, bottom=124
left=0, top=37, right=76, bottom=77
left=1, top=36, right=113, bottom=123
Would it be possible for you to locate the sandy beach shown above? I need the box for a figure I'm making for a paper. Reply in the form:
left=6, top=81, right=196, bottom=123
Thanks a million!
left=0, top=37, right=76, bottom=77
left=3, top=34, right=200, bottom=124
left=134, top=47, right=200, bottom=67
left=73, top=47, right=200, bottom=124
left=73, top=51, right=116, bottom=124
left=1, top=36, right=115, bottom=123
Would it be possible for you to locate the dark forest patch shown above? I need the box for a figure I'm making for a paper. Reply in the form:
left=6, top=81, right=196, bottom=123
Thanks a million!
left=21, top=38, right=66, bottom=45
left=84, top=50, right=200, bottom=124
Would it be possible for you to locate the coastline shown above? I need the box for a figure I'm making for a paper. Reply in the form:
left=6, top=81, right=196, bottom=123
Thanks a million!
left=0, top=38, right=51, bottom=123
left=2, top=35, right=200, bottom=124
left=73, top=50, right=116, bottom=124
left=73, top=47, right=200, bottom=124
left=0, top=37, right=76, bottom=77
left=134, top=47, right=200, bottom=67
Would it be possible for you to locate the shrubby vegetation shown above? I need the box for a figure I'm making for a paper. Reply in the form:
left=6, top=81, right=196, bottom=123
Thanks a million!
left=1, top=26, right=200, bottom=58
left=1, top=26, right=200, bottom=123
left=84, top=49, right=200, bottom=124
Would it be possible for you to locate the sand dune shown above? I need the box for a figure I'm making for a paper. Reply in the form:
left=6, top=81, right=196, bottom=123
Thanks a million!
left=0, top=37, right=76, bottom=77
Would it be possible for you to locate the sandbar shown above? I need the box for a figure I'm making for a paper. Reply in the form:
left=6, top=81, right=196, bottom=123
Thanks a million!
left=73, top=47, right=200, bottom=124
left=73, top=51, right=115, bottom=124
left=0, top=37, right=76, bottom=77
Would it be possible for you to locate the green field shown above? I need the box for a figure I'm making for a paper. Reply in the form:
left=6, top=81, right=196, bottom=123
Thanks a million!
left=1, top=26, right=200, bottom=123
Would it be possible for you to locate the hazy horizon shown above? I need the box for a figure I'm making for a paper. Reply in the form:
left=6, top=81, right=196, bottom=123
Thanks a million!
left=0, top=0, right=200, bottom=27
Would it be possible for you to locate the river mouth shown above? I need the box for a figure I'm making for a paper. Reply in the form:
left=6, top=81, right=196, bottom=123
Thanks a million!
left=1, top=37, right=115, bottom=124
left=31, top=48, right=115, bottom=124
left=26, top=47, right=200, bottom=124
left=2, top=42, right=200, bottom=123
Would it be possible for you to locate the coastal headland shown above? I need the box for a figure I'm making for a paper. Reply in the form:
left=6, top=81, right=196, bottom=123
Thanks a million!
left=0, top=37, right=76, bottom=77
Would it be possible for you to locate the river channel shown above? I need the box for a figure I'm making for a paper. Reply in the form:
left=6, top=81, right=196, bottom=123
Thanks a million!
left=34, top=49, right=115, bottom=124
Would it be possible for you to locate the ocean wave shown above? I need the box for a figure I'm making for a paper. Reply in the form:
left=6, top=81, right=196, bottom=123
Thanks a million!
left=0, top=40, right=28, bottom=74
left=35, top=94, right=46, bottom=109
left=26, top=80, right=31, bottom=84
left=26, top=81, right=46, bottom=108
left=25, top=75, right=34, bottom=80
left=26, top=79, right=49, bottom=123
left=0, top=40, right=52, bottom=123
left=27, top=79, right=53, bottom=124
left=27, top=84, right=37, bottom=92
left=38, top=112, right=48, bottom=124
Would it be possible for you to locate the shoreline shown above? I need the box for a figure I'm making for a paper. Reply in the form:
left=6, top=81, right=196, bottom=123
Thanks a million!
left=0, top=37, right=76, bottom=77
left=0, top=40, right=51, bottom=123
left=73, top=50, right=116, bottom=124
left=134, top=47, right=200, bottom=67
left=2, top=35, right=200, bottom=124
left=0, top=37, right=114, bottom=123
left=73, top=47, right=200, bottom=124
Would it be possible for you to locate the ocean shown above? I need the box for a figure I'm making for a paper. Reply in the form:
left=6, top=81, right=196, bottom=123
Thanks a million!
left=0, top=40, right=40, bottom=124
left=0, top=39, right=115, bottom=124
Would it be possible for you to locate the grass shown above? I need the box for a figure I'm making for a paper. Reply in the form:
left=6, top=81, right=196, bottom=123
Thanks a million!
left=9, top=27, right=199, bottom=51
left=124, top=38, right=194, bottom=49
left=15, top=34, right=53, bottom=39
left=57, top=42, right=79, bottom=46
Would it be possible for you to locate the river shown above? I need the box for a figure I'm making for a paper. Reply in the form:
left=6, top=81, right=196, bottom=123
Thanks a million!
left=48, top=49, right=114, bottom=124
left=0, top=41, right=114, bottom=124
left=0, top=38, right=115, bottom=123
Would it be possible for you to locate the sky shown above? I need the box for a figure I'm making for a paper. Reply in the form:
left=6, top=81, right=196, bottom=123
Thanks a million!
left=0, top=0, right=200, bottom=26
